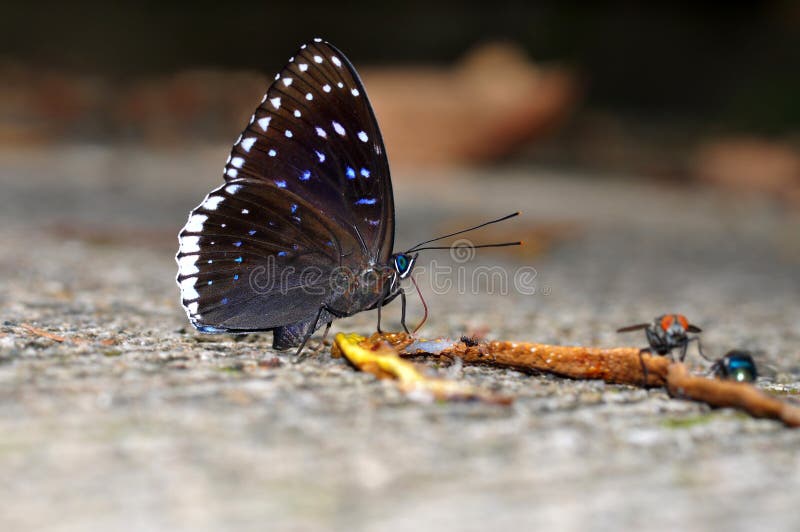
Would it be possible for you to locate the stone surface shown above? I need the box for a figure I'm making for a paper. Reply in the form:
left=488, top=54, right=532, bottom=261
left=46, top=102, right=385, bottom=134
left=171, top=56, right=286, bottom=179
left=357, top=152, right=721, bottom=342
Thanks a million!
left=1, top=145, right=799, bottom=531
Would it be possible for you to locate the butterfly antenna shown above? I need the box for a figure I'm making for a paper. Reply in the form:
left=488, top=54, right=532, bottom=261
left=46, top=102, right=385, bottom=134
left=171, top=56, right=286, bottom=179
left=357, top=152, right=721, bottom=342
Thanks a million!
left=411, top=241, right=522, bottom=253
left=407, top=212, right=519, bottom=252
left=411, top=275, right=428, bottom=334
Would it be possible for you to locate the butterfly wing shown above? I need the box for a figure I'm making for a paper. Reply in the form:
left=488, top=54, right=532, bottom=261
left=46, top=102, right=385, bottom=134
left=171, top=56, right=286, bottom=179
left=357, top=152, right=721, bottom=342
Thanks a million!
left=176, top=38, right=394, bottom=335
left=177, top=177, right=346, bottom=332
left=225, top=39, right=394, bottom=262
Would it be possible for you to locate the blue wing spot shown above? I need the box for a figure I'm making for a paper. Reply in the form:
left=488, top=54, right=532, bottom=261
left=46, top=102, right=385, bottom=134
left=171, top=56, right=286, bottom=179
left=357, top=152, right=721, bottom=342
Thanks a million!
left=275, top=180, right=287, bottom=188
left=248, top=230, right=256, bottom=235
left=292, top=244, right=299, bottom=250
left=367, top=219, right=380, bottom=226
left=196, top=324, right=227, bottom=334
left=233, top=241, right=242, bottom=247
left=233, top=274, right=239, bottom=280
left=278, top=251, right=288, bottom=257
left=291, top=204, right=298, bottom=214
left=346, top=166, right=356, bottom=179
left=356, top=198, right=377, bottom=205
left=221, top=297, right=229, bottom=305
left=234, top=257, right=243, bottom=263
left=326, top=240, right=334, bottom=247
left=300, top=170, right=311, bottom=181
left=207, top=280, right=213, bottom=285
left=360, top=168, right=371, bottom=178
left=316, top=150, right=326, bottom=163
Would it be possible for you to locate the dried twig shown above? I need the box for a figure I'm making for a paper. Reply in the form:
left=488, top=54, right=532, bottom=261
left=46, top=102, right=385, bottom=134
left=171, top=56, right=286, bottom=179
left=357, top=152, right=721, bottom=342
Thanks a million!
left=20, top=323, right=68, bottom=343
left=667, top=363, right=800, bottom=427
left=363, top=332, right=800, bottom=427
left=18, top=323, right=117, bottom=346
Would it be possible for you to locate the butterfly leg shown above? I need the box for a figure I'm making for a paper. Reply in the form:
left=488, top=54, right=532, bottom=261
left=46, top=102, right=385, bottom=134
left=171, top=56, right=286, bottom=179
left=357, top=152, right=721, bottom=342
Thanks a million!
left=294, top=305, right=329, bottom=362
left=376, top=292, right=386, bottom=334
left=399, top=289, right=411, bottom=335
left=320, top=321, right=333, bottom=344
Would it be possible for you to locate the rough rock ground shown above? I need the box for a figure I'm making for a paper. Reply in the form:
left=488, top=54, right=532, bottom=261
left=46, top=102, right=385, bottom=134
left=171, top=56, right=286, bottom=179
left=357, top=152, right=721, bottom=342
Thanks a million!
left=1, top=145, right=799, bottom=531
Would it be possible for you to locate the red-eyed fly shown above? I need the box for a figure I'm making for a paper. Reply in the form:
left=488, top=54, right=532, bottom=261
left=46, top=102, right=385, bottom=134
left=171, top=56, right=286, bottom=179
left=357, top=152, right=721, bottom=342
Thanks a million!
left=617, top=314, right=704, bottom=386
left=617, top=314, right=704, bottom=361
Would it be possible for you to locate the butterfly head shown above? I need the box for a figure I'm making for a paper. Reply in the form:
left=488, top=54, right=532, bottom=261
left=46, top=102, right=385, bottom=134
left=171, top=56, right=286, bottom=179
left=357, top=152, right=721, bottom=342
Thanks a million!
left=392, top=252, right=418, bottom=279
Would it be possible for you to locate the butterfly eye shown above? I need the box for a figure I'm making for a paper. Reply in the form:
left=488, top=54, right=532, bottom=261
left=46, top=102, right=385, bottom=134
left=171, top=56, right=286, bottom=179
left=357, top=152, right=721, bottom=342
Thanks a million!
left=395, top=255, right=407, bottom=271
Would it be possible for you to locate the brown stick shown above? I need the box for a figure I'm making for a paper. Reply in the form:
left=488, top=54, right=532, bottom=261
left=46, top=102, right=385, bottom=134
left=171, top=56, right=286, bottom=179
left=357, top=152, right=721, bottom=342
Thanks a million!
left=667, top=363, right=800, bottom=427
left=378, top=333, right=670, bottom=387
left=373, top=333, right=800, bottom=428
left=18, top=324, right=116, bottom=345
left=20, top=323, right=68, bottom=343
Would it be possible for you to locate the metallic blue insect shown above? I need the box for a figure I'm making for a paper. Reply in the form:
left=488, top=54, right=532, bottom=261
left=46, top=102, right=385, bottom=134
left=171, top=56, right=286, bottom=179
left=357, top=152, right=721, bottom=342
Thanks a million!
left=710, top=350, right=758, bottom=382
left=176, top=38, right=518, bottom=356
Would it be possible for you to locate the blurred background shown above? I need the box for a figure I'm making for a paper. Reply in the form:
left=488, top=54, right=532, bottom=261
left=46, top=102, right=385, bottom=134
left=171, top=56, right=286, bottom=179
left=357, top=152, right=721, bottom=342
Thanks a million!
left=2, top=0, right=799, bottom=192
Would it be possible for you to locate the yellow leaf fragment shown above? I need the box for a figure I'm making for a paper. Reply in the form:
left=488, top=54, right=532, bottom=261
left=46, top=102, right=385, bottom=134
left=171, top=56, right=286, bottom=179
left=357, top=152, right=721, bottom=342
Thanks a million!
left=333, top=333, right=511, bottom=405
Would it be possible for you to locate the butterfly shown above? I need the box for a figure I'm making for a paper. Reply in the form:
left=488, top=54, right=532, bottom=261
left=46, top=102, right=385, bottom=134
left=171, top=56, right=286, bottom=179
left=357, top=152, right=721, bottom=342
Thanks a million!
left=176, top=38, right=519, bottom=355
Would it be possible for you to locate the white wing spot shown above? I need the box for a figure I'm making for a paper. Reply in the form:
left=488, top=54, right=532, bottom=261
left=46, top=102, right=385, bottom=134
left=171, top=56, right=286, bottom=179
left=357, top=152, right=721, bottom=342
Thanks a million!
left=257, top=116, right=271, bottom=131
left=274, top=73, right=280, bottom=80
left=282, top=77, right=293, bottom=87
left=306, top=93, right=313, bottom=101
left=241, top=137, right=257, bottom=152
left=313, top=55, right=323, bottom=63
left=331, top=56, right=342, bottom=67
left=225, top=184, right=242, bottom=194
left=234, top=134, right=243, bottom=145
left=179, top=236, right=200, bottom=254
left=337, top=82, right=344, bottom=88
left=268, top=149, right=277, bottom=157
left=313, top=37, right=322, bottom=43
left=249, top=114, right=255, bottom=124
left=323, top=84, right=331, bottom=93
left=301, top=44, right=307, bottom=49
left=187, top=301, right=198, bottom=315
left=299, top=63, right=308, bottom=72
left=202, top=196, right=224, bottom=210
left=351, top=88, right=360, bottom=96
left=316, top=127, right=327, bottom=138
left=180, top=277, right=199, bottom=300
left=285, top=130, right=293, bottom=138
left=184, top=214, right=207, bottom=233
left=225, top=168, right=238, bottom=178
left=332, top=121, right=345, bottom=136
left=178, top=254, right=199, bottom=275
left=270, top=97, right=281, bottom=109
left=231, top=157, right=244, bottom=169
left=358, top=131, right=368, bottom=142
left=241, top=208, right=249, bottom=214
left=294, top=109, right=301, bottom=117
left=261, top=94, right=267, bottom=103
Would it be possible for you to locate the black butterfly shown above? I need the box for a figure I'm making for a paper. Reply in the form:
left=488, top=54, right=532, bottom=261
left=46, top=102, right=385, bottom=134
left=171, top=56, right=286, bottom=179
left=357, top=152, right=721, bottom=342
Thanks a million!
left=176, top=38, right=518, bottom=355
